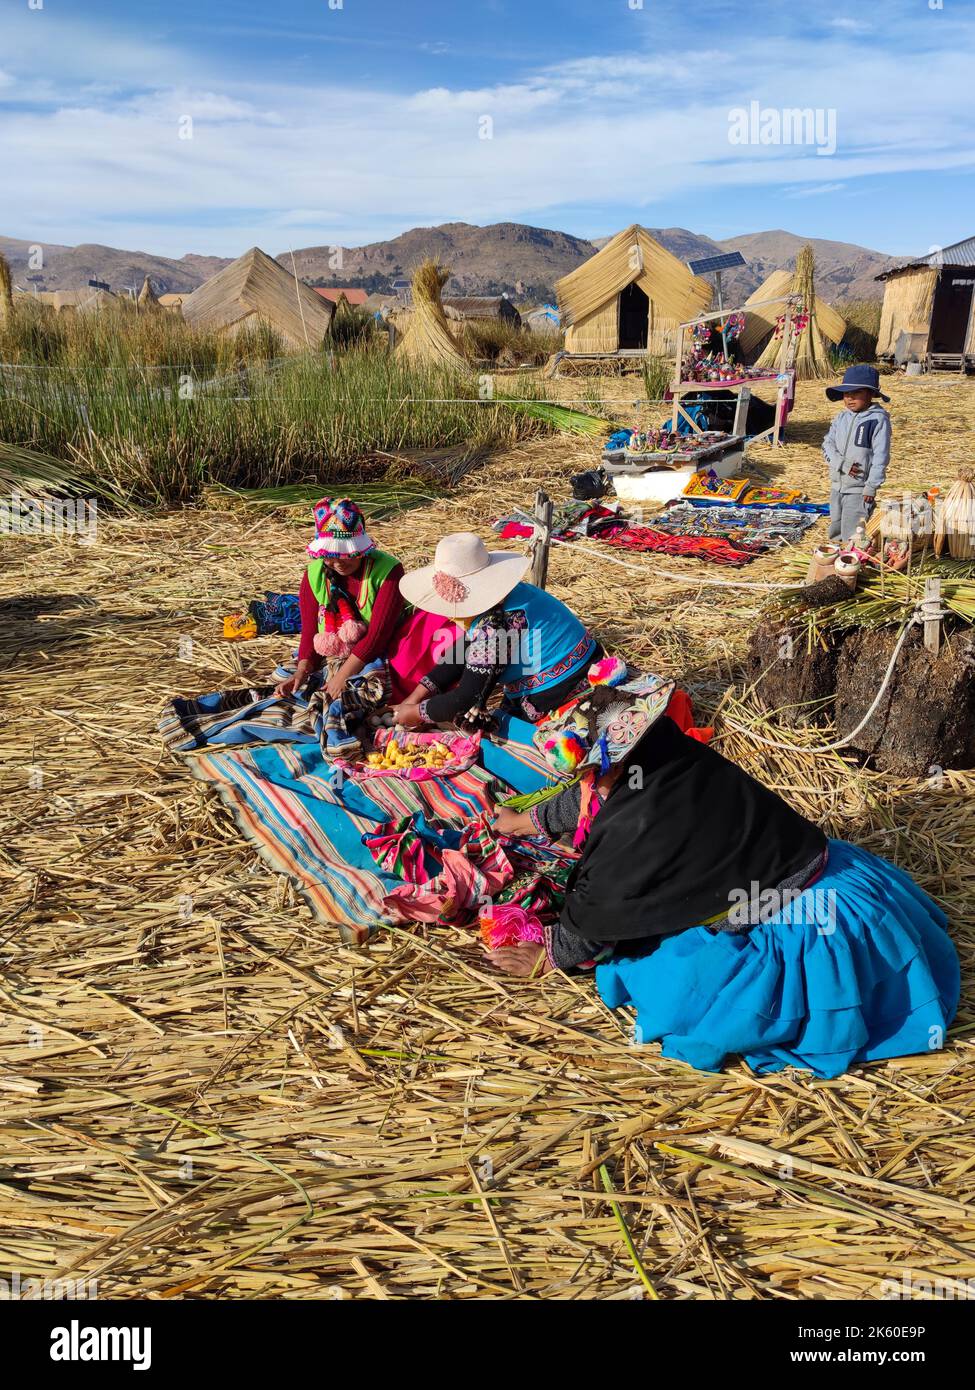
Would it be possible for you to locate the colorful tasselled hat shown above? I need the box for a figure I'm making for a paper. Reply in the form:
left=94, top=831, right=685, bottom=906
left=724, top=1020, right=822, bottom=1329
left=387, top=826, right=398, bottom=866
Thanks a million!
left=534, top=666, right=675, bottom=777
left=307, top=498, right=376, bottom=560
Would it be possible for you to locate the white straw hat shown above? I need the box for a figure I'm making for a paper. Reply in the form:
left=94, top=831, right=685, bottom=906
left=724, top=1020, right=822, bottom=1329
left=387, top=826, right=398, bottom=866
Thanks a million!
left=399, top=531, right=530, bottom=618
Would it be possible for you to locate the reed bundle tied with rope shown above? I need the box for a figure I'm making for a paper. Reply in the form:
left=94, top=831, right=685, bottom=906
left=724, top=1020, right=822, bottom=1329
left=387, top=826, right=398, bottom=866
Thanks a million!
left=755, top=244, right=834, bottom=381
left=394, top=259, right=470, bottom=371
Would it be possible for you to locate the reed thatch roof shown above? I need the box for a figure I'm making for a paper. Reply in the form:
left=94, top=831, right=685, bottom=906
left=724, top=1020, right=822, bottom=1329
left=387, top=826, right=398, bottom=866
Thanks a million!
left=556, top=226, right=712, bottom=329
left=443, top=296, right=521, bottom=325
left=181, top=247, right=334, bottom=350
left=14, top=287, right=119, bottom=314
left=740, top=269, right=846, bottom=357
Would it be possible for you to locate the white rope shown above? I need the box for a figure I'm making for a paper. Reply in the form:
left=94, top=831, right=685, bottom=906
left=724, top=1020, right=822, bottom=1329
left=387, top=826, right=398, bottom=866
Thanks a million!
left=720, top=613, right=921, bottom=755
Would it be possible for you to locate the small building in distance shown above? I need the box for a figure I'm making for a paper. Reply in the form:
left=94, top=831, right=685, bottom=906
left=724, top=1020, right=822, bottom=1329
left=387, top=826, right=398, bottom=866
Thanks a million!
left=180, top=246, right=334, bottom=350
left=443, top=295, right=522, bottom=328
left=876, top=236, right=975, bottom=370
left=158, top=292, right=188, bottom=311
left=313, top=287, right=369, bottom=308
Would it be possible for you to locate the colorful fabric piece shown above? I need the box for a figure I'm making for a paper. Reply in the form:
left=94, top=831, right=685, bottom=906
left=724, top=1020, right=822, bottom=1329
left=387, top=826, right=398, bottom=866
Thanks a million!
left=371, top=813, right=575, bottom=927
left=247, top=591, right=302, bottom=636
left=183, top=740, right=501, bottom=943
left=597, top=838, right=960, bottom=1079
left=310, top=659, right=392, bottom=761
left=479, top=902, right=546, bottom=950
left=601, top=525, right=765, bottom=567
left=685, top=497, right=829, bottom=515
left=222, top=612, right=259, bottom=641
left=640, top=503, right=820, bottom=550
left=682, top=470, right=753, bottom=502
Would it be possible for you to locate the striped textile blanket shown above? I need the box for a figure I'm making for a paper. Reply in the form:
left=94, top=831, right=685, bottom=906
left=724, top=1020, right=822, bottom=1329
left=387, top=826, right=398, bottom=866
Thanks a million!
left=162, top=674, right=558, bottom=943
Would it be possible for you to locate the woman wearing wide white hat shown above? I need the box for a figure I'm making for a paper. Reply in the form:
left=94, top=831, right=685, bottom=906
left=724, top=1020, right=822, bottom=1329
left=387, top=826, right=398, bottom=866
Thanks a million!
left=393, top=531, right=602, bottom=728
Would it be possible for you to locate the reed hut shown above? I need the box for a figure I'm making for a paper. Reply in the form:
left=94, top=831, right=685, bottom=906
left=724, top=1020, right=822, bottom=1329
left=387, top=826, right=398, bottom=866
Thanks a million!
left=555, top=226, right=712, bottom=357
left=443, top=296, right=522, bottom=328
left=181, top=247, right=334, bottom=351
left=876, top=236, right=975, bottom=369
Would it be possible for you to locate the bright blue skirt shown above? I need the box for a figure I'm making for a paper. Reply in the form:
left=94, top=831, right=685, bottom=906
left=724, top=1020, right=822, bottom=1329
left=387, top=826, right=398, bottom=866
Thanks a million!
left=596, top=840, right=960, bottom=1078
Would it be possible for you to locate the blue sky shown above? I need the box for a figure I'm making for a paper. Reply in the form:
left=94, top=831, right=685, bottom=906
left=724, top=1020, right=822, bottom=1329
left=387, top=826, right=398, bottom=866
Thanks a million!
left=1, top=0, right=973, bottom=258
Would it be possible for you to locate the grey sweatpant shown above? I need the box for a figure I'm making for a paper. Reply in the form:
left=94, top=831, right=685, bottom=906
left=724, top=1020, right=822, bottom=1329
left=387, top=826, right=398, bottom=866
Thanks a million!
left=829, top=487, right=872, bottom=543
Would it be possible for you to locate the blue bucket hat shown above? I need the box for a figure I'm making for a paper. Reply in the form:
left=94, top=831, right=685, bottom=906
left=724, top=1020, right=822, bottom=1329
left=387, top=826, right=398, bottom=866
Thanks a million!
left=826, top=364, right=890, bottom=403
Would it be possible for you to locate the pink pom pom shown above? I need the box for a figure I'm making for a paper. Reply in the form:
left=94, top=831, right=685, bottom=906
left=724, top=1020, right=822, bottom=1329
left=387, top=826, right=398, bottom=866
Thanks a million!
left=314, top=630, right=345, bottom=657
left=338, top=618, right=367, bottom=645
left=588, top=656, right=628, bottom=687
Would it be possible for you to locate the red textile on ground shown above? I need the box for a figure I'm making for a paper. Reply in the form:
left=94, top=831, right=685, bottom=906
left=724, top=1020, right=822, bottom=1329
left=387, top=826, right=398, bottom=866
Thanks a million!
left=602, top=526, right=763, bottom=568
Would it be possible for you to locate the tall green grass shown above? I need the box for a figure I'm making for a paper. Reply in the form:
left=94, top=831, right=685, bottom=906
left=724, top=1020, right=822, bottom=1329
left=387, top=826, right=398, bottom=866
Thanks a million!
left=0, top=302, right=544, bottom=502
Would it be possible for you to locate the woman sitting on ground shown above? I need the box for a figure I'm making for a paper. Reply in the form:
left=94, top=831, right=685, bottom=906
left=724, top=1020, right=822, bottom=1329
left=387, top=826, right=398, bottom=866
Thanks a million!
left=488, top=673, right=959, bottom=1078
left=392, top=532, right=602, bottom=729
left=274, top=498, right=449, bottom=705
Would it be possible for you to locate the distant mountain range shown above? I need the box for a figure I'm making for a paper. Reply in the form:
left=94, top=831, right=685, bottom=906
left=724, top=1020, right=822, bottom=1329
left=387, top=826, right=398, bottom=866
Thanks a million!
left=0, top=222, right=900, bottom=304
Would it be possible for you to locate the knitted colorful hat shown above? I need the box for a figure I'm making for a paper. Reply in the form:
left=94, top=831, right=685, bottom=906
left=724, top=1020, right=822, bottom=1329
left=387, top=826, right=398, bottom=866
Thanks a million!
left=307, top=498, right=376, bottom=559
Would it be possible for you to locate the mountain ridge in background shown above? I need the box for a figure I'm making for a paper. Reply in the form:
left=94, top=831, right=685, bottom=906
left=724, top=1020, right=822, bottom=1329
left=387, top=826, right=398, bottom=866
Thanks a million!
left=0, top=221, right=898, bottom=304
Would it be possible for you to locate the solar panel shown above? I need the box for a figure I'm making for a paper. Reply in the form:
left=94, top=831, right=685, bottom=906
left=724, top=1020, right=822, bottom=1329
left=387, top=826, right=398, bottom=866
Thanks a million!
left=686, top=251, right=746, bottom=275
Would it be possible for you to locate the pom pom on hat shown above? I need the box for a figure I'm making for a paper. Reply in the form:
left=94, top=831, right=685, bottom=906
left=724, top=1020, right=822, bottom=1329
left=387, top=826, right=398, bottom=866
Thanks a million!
left=542, top=728, right=588, bottom=775
left=588, top=655, right=628, bottom=688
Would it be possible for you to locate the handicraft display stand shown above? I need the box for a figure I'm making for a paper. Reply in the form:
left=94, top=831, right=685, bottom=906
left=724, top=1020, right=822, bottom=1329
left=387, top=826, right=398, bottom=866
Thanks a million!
left=671, top=296, right=799, bottom=447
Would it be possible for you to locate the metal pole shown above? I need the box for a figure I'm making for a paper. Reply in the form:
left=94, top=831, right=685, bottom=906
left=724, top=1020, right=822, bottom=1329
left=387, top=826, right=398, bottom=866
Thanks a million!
left=715, top=270, right=729, bottom=360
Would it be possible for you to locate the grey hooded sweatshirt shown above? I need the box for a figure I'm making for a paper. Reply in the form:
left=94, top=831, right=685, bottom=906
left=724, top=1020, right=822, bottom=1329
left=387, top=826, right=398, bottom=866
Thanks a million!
left=822, top=402, right=891, bottom=494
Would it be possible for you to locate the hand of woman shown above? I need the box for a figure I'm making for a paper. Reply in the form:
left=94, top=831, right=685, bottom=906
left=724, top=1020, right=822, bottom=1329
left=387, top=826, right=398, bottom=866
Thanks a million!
left=393, top=702, right=424, bottom=729
left=275, top=660, right=312, bottom=699
left=325, top=672, right=349, bottom=702
left=484, top=942, right=551, bottom=978
left=491, top=806, right=535, bottom=838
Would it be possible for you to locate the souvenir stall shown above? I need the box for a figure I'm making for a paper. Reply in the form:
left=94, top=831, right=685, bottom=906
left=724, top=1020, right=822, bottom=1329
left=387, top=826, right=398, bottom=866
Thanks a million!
left=671, top=297, right=800, bottom=446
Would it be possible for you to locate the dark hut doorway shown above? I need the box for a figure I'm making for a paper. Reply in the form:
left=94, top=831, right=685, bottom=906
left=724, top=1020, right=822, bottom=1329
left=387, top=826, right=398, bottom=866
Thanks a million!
left=929, top=269, right=975, bottom=353
left=618, top=281, right=649, bottom=349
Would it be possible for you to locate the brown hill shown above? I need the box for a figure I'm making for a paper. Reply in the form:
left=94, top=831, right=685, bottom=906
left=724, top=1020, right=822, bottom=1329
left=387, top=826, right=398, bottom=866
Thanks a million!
left=281, top=222, right=597, bottom=300
left=0, top=236, right=215, bottom=296
left=0, top=222, right=897, bottom=305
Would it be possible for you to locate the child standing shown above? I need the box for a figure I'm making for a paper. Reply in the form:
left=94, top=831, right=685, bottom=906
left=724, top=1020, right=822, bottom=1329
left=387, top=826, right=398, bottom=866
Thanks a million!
left=822, top=364, right=892, bottom=543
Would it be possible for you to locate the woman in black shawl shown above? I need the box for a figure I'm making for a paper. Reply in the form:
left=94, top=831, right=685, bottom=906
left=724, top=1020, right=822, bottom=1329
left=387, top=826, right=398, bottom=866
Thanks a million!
left=484, top=673, right=959, bottom=1078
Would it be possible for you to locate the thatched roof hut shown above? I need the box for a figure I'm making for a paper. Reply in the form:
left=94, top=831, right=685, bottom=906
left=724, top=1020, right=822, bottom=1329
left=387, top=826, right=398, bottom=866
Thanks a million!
left=876, top=236, right=975, bottom=363
left=555, top=226, right=712, bottom=355
left=158, top=292, right=188, bottom=310
left=181, top=247, right=334, bottom=350
left=443, top=296, right=521, bottom=327
left=14, top=287, right=118, bottom=314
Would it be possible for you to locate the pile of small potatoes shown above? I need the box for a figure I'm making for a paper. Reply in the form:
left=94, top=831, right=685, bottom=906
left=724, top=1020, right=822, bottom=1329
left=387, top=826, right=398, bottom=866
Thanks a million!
left=364, top=738, right=453, bottom=771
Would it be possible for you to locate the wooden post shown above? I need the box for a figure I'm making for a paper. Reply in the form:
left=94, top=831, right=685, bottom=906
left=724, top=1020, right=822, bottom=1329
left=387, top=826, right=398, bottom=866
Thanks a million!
left=732, top=385, right=751, bottom=436
left=923, top=576, right=943, bottom=656
left=530, top=489, right=554, bottom=590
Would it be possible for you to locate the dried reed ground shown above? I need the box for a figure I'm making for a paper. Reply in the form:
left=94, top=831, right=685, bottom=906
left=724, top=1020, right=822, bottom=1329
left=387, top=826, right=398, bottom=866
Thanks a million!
left=2, top=375, right=975, bottom=1301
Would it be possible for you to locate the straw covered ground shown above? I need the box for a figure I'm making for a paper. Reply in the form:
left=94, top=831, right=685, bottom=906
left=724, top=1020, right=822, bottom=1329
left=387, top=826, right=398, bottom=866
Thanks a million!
left=2, top=374, right=975, bottom=1300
